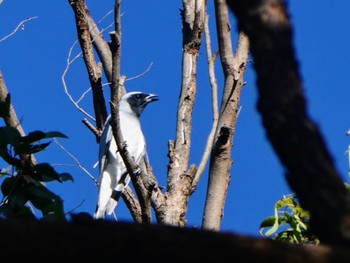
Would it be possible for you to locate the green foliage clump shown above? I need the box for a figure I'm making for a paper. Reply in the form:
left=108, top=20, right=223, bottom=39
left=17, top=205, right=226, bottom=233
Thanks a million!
left=0, top=94, right=73, bottom=220
left=259, top=194, right=319, bottom=245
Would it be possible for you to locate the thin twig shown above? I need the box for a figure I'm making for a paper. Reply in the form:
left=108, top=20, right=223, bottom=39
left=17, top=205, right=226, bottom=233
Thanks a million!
left=62, top=6, right=115, bottom=125
left=0, top=16, right=38, bottom=43
left=126, top=62, right=154, bottom=82
left=82, top=118, right=101, bottom=138
left=61, top=40, right=96, bottom=121
left=97, top=9, right=113, bottom=23
left=53, top=138, right=98, bottom=186
left=76, top=87, right=92, bottom=104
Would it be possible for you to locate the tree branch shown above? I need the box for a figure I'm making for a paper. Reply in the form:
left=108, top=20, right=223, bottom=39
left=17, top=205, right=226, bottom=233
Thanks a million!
left=61, top=41, right=96, bottom=122
left=202, top=0, right=249, bottom=231
left=68, top=0, right=108, bottom=135
left=0, top=16, right=38, bottom=43
left=121, top=187, right=142, bottom=223
left=164, top=0, right=206, bottom=227
left=0, top=73, right=26, bottom=136
left=0, top=72, right=37, bottom=166
left=85, top=7, right=113, bottom=83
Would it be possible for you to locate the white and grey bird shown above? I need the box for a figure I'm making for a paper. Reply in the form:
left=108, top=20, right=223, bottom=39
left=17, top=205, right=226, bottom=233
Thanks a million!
left=94, top=91, right=158, bottom=219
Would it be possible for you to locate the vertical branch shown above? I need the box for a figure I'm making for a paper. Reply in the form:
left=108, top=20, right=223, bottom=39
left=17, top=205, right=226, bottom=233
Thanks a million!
left=191, top=13, right=219, bottom=192
left=85, top=9, right=113, bottom=83
left=0, top=72, right=36, bottom=165
left=202, top=0, right=249, bottom=230
left=164, top=0, right=206, bottom=226
left=0, top=73, right=26, bottom=136
left=228, top=0, right=350, bottom=246
left=68, top=0, right=108, bottom=135
left=109, top=0, right=151, bottom=223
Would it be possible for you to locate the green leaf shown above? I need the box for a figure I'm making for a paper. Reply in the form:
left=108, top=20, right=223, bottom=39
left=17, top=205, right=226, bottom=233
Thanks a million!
left=0, top=202, right=35, bottom=219
left=44, top=131, right=68, bottom=139
left=264, top=207, right=280, bottom=237
left=25, top=183, right=65, bottom=220
left=32, top=163, right=73, bottom=183
left=41, top=199, right=66, bottom=221
left=0, top=147, right=21, bottom=166
left=1, top=177, right=15, bottom=196
left=20, top=131, right=46, bottom=144
left=26, top=182, right=59, bottom=200
left=14, top=141, right=51, bottom=155
left=0, top=126, right=21, bottom=147
left=32, top=163, right=61, bottom=182
left=60, top=172, right=74, bottom=182
left=11, top=191, right=30, bottom=208
left=259, top=216, right=277, bottom=228
left=18, top=130, right=67, bottom=146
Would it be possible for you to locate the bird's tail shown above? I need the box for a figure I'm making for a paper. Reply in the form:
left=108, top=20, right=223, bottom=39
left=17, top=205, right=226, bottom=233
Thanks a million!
left=106, top=172, right=130, bottom=214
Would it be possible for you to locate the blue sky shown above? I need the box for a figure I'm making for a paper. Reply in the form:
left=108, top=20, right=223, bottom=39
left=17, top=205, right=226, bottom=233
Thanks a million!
left=0, top=1, right=349, bottom=237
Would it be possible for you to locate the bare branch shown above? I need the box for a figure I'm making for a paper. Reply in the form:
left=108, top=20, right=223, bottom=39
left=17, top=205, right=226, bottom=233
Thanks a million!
left=85, top=7, right=113, bottom=83
left=122, top=187, right=142, bottom=223
left=82, top=118, right=101, bottom=138
left=139, top=157, right=166, bottom=222
left=191, top=13, right=219, bottom=193
left=68, top=0, right=108, bottom=134
left=202, top=0, right=249, bottom=231
left=164, top=0, right=207, bottom=226
left=0, top=16, right=38, bottom=43
left=0, top=73, right=26, bottom=136
left=62, top=12, right=114, bottom=123
left=61, top=41, right=96, bottom=121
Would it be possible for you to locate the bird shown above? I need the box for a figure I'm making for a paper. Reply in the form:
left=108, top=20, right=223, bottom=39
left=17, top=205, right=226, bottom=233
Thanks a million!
left=94, top=91, right=158, bottom=219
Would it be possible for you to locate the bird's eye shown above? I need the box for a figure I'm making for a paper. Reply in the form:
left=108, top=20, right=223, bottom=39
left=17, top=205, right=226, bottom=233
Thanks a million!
left=135, top=94, right=141, bottom=99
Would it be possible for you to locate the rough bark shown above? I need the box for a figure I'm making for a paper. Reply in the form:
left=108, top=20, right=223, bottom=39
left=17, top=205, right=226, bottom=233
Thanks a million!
left=228, top=0, right=350, bottom=246
left=164, top=0, right=206, bottom=226
left=202, top=0, right=249, bottom=230
left=68, top=0, right=108, bottom=134
left=85, top=9, right=113, bottom=83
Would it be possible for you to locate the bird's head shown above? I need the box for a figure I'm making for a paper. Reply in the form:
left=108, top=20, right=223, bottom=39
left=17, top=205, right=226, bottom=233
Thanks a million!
left=120, top=91, right=159, bottom=117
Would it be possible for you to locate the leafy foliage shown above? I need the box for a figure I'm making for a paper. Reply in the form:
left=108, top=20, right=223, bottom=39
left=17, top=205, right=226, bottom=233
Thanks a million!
left=0, top=94, right=73, bottom=220
left=259, top=194, right=320, bottom=245
left=260, top=139, right=350, bottom=245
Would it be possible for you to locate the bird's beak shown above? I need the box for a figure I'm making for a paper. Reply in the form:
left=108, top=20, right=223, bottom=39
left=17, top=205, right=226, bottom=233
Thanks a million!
left=145, top=94, right=159, bottom=103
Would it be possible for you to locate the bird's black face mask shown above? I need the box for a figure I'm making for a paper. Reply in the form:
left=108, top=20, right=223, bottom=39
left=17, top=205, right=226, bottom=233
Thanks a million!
left=127, top=93, right=159, bottom=117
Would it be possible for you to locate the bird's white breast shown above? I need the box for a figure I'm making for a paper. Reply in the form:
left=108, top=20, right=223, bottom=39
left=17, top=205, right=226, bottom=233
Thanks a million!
left=119, top=110, right=146, bottom=163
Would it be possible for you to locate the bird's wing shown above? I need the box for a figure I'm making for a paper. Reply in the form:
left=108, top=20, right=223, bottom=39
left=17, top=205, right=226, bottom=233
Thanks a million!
left=98, top=116, right=113, bottom=176
left=94, top=116, right=122, bottom=219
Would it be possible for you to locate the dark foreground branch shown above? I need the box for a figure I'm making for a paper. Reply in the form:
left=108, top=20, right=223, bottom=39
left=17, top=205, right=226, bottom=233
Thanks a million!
left=1, top=218, right=349, bottom=262
left=227, top=0, right=350, bottom=246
